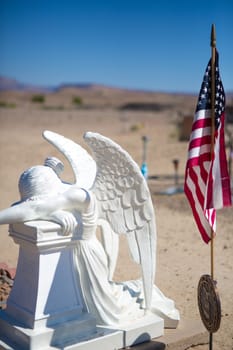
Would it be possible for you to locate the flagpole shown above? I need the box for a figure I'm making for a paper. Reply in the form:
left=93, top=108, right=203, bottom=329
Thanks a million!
left=189, top=23, right=227, bottom=350
left=210, top=23, right=216, bottom=350
left=210, top=24, right=216, bottom=281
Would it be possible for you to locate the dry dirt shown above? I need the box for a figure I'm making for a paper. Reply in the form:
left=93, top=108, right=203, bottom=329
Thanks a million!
left=0, top=89, right=232, bottom=349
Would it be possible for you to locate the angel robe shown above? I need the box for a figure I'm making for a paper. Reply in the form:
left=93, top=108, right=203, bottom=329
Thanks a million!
left=73, top=193, right=144, bottom=325
left=73, top=193, right=179, bottom=326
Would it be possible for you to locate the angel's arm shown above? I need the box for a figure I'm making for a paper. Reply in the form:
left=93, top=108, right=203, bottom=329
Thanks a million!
left=0, top=201, right=40, bottom=224
left=0, top=202, right=78, bottom=236
left=0, top=187, right=90, bottom=226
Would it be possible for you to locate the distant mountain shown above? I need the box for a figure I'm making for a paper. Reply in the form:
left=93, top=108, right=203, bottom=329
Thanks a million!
left=1, top=75, right=232, bottom=98
left=0, top=76, right=112, bottom=93
left=0, top=76, right=53, bottom=92
left=0, top=76, right=24, bottom=91
left=54, top=83, right=96, bottom=92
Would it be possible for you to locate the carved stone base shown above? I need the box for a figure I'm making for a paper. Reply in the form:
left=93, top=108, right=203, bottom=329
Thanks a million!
left=0, top=312, right=163, bottom=350
left=0, top=310, right=99, bottom=349
left=0, top=221, right=98, bottom=349
left=0, top=221, right=164, bottom=350
left=101, top=313, right=164, bottom=348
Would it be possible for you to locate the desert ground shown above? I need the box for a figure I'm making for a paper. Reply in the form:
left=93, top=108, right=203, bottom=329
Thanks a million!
left=0, top=87, right=232, bottom=349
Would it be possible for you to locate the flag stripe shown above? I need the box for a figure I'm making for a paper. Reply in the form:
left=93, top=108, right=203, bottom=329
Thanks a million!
left=188, top=135, right=212, bottom=151
left=186, top=152, right=210, bottom=168
left=192, top=117, right=212, bottom=132
left=184, top=169, right=212, bottom=243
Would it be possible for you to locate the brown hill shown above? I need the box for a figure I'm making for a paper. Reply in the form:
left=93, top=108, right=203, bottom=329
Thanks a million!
left=0, top=76, right=197, bottom=115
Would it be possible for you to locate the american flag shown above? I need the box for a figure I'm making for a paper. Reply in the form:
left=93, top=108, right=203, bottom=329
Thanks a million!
left=184, top=52, right=232, bottom=243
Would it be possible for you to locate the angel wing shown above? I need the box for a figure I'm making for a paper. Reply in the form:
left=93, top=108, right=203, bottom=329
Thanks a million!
left=84, top=132, right=157, bottom=310
left=43, top=130, right=96, bottom=190
left=43, top=130, right=119, bottom=278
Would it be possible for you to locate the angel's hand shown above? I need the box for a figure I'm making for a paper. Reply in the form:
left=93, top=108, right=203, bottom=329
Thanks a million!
left=49, top=210, right=78, bottom=236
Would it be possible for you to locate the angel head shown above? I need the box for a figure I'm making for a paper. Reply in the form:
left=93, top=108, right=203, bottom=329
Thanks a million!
left=18, top=157, right=67, bottom=202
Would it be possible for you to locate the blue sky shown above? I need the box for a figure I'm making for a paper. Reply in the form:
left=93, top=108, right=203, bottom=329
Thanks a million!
left=1, top=0, right=233, bottom=93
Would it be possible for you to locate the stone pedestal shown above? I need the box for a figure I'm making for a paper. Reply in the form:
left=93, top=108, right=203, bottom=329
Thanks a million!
left=0, top=221, right=98, bottom=349
left=0, top=221, right=164, bottom=350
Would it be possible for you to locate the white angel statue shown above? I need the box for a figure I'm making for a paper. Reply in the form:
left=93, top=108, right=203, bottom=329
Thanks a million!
left=0, top=131, right=179, bottom=327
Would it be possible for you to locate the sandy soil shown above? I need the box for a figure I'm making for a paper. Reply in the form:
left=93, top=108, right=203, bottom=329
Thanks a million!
left=0, top=97, right=232, bottom=349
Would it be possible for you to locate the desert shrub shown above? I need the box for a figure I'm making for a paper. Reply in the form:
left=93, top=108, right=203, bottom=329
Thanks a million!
left=72, top=96, right=83, bottom=106
left=31, top=94, right=45, bottom=103
left=0, top=101, right=7, bottom=107
left=0, top=101, right=16, bottom=108
left=120, top=102, right=172, bottom=111
left=130, top=123, right=144, bottom=132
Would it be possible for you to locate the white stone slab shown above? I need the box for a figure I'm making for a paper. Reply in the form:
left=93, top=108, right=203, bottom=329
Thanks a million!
left=0, top=309, right=163, bottom=350
left=0, top=310, right=97, bottom=350
left=99, top=313, right=164, bottom=348
left=0, top=316, right=164, bottom=350
left=0, top=316, right=123, bottom=350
